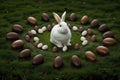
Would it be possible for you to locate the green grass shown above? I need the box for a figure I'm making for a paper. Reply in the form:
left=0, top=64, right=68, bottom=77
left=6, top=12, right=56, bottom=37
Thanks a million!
left=0, top=0, right=120, bottom=80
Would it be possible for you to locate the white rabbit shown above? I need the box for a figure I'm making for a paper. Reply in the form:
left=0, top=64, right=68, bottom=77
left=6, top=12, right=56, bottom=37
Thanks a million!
left=50, top=11, right=71, bottom=48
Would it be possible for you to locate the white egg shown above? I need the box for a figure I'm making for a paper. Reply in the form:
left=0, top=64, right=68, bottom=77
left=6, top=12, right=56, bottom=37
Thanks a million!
left=31, top=30, right=36, bottom=34
left=33, top=37, right=39, bottom=42
left=42, top=45, right=48, bottom=50
left=80, top=36, right=86, bottom=41
left=42, top=26, right=47, bottom=31
left=38, top=29, right=43, bottom=33
left=72, top=26, right=78, bottom=31
left=82, top=30, right=87, bottom=36
left=62, top=46, right=68, bottom=52
left=82, top=40, right=88, bottom=46
left=37, top=43, right=43, bottom=48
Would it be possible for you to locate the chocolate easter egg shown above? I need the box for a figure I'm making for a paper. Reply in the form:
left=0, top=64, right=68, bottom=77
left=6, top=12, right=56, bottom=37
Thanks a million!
left=98, top=24, right=109, bottom=32
left=70, top=13, right=77, bottom=21
left=27, top=16, right=37, bottom=25
left=12, top=40, right=24, bottom=49
left=96, top=46, right=109, bottom=55
left=85, top=51, right=96, bottom=61
left=19, top=49, right=31, bottom=58
left=53, top=56, right=63, bottom=69
left=6, top=32, right=19, bottom=41
left=12, top=24, right=23, bottom=33
left=103, top=38, right=116, bottom=46
left=71, top=55, right=81, bottom=67
left=41, top=13, right=50, bottom=22
left=103, top=31, right=114, bottom=38
left=32, top=54, right=44, bottom=65
left=90, top=19, right=99, bottom=27
left=80, top=15, right=89, bottom=24
left=74, top=43, right=80, bottom=50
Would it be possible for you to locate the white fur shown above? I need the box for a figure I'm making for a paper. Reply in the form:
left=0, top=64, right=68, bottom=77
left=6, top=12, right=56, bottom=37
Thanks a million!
left=33, top=37, right=39, bottom=42
left=42, top=45, right=48, bottom=50
left=38, top=29, right=43, bottom=33
left=72, top=26, right=78, bottom=31
left=82, top=30, right=87, bottom=36
left=31, top=30, right=36, bottom=34
left=37, top=43, right=43, bottom=48
left=50, top=11, right=71, bottom=48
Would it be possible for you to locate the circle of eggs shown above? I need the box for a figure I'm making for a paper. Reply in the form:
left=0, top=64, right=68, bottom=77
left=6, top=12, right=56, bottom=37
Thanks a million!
left=28, top=25, right=93, bottom=52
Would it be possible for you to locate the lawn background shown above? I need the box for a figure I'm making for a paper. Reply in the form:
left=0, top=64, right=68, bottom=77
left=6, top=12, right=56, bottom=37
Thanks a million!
left=0, top=0, right=120, bottom=80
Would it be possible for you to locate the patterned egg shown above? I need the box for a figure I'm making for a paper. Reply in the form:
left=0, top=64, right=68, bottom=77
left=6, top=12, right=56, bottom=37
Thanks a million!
left=74, top=43, right=80, bottom=50
left=53, top=56, right=63, bottom=69
left=11, top=40, right=24, bottom=49
left=19, top=49, right=31, bottom=58
left=90, top=35, right=97, bottom=42
left=25, top=35, right=30, bottom=42
left=96, top=46, right=109, bottom=55
left=52, top=46, right=58, bottom=52
left=80, top=15, right=89, bottom=24
left=71, top=55, right=81, bottom=67
left=12, top=24, right=23, bottom=33
left=90, top=19, right=99, bottom=27
left=103, top=31, right=114, bottom=38
left=68, top=24, right=72, bottom=29
left=32, top=54, right=44, bottom=65
left=34, top=25, right=39, bottom=31
left=98, top=24, right=108, bottom=32
left=87, top=29, right=93, bottom=35
left=47, top=24, right=52, bottom=31
left=78, top=26, right=84, bottom=33
left=70, top=13, right=77, bottom=21
left=6, top=32, right=19, bottom=41
left=102, top=38, right=116, bottom=46
left=27, top=31, right=34, bottom=37
left=41, top=13, right=50, bottom=22
left=85, top=51, right=96, bottom=61
left=27, top=16, right=37, bottom=25
left=34, top=41, right=39, bottom=47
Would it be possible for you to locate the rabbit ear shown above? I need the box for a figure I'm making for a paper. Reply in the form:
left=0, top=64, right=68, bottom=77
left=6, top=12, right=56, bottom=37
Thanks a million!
left=53, top=12, right=61, bottom=23
left=61, top=11, right=66, bottom=21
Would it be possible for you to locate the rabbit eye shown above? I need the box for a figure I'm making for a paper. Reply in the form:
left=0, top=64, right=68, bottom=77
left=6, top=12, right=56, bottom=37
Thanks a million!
left=59, top=24, right=62, bottom=27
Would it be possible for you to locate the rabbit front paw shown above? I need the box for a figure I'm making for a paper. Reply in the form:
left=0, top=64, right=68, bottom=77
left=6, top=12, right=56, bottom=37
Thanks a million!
left=67, top=42, right=71, bottom=46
